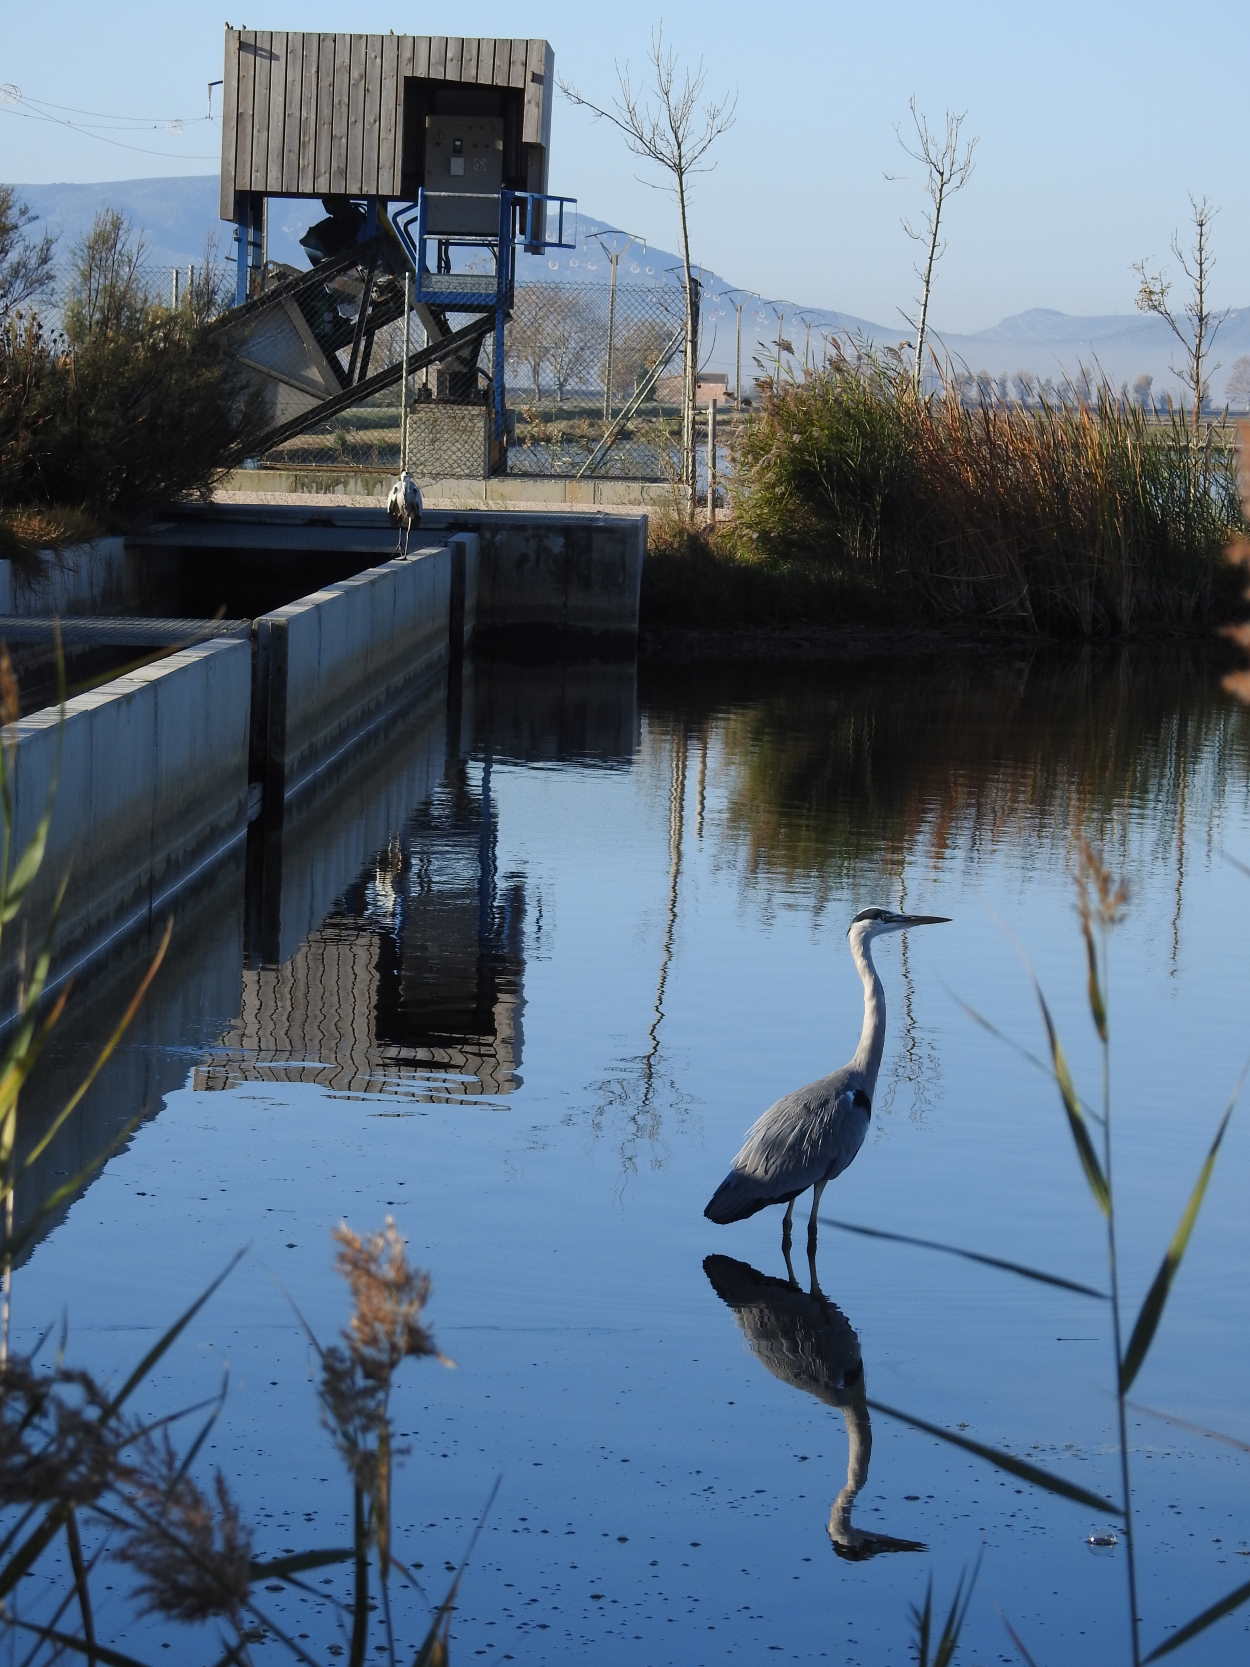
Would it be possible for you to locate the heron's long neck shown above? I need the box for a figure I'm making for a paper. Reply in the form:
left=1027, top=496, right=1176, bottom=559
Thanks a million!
left=848, top=931, right=886, bottom=1084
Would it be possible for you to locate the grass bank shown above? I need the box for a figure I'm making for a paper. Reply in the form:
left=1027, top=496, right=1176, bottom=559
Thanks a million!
left=645, top=357, right=1250, bottom=639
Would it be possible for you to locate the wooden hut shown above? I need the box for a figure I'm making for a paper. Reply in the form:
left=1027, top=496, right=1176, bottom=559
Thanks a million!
left=219, top=30, right=555, bottom=222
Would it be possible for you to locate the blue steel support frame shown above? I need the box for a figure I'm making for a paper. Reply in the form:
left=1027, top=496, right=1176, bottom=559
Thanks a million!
left=233, top=193, right=265, bottom=306
left=390, top=189, right=577, bottom=461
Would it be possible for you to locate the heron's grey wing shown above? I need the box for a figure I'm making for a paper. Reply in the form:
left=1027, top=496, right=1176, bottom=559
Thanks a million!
left=704, top=1077, right=872, bottom=1224
left=822, top=1087, right=871, bottom=1181
left=733, top=1078, right=870, bottom=1190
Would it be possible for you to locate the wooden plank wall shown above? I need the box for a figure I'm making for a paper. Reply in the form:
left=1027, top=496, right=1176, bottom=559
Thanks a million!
left=220, top=30, right=553, bottom=210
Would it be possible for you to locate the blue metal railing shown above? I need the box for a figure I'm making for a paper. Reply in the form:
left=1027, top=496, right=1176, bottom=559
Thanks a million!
left=388, top=190, right=576, bottom=449
left=389, top=189, right=577, bottom=309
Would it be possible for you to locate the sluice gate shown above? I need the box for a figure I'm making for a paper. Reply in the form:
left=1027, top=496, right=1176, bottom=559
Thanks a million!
left=213, top=29, right=575, bottom=473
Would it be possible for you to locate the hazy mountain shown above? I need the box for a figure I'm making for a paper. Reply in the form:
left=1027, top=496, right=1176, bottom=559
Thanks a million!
left=14, top=175, right=1249, bottom=397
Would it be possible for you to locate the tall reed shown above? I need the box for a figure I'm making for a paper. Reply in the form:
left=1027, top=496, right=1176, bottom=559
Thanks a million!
left=818, top=840, right=1243, bottom=1663
left=731, top=356, right=1248, bottom=635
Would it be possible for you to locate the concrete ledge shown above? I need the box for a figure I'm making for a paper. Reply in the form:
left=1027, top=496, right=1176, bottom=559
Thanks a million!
left=218, top=467, right=675, bottom=511
left=151, top=504, right=644, bottom=638
left=445, top=512, right=644, bottom=637
left=2, top=635, right=253, bottom=1012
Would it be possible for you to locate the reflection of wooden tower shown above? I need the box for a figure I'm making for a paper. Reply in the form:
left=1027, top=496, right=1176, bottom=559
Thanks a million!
left=215, top=29, right=575, bottom=473
left=195, top=771, right=524, bottom=1102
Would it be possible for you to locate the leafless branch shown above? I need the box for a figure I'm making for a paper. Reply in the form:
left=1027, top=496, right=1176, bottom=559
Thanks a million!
left=1134, top=195, right=1227, bottom=430
left=560, top=27, right=736, bottom=514
left=892, top=98, right=977, bottom=390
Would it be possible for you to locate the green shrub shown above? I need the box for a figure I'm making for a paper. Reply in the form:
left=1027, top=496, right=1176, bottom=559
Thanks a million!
left=0, top=206, right=258, bottom=526
left=729, top=355, right=1248, bottom=635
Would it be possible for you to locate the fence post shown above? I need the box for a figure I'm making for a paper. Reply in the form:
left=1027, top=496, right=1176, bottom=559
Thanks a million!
left=170, top=268, right=180, bottom=308
left=708, top=397, right=718, bottom=527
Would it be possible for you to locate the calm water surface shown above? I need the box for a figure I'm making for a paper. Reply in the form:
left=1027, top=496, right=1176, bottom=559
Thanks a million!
left=13, top=647, right=1250, bottom=1664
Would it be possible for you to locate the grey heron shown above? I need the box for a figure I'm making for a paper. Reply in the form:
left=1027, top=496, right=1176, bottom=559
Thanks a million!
left=704, top=1253, right=926, bottom=1558
left=703, top=908, right=949, bottom=1250
left=387, top=470, right=423, bottom=555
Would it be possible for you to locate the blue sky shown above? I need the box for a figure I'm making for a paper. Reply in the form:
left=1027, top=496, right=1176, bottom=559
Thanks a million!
left=4, top=0, right=1247, bottom=330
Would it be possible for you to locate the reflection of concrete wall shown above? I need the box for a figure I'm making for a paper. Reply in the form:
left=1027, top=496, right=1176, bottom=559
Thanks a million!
left=198, top=768, right=526, bottom=1104
left=197, top=925, right=383, bottom=1096
left=471, top=654, right=640, bottom=764
left=12, top=846, right=246, bottom=1263
left=1, top=636, right=252, bottom=1017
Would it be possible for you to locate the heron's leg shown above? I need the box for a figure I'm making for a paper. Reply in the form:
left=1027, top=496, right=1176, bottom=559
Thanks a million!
left=807, top=1178, right=828, bottom=1250
left=781, top=1198, right=795, bottom=1258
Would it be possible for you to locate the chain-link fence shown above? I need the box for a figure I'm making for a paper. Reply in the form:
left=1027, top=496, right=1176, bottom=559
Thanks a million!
left=502, top=281, right=687, bottom=479
left=29, top=266, right=693, bottom=481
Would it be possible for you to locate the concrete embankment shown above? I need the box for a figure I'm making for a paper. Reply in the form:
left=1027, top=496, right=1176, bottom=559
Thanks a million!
left=216, top=467, right=673, bottom=511
left=0, top=534, right=477, bottom=1016
left=4, top=635, right=253, bottom=1014
left=136, top=502, right=645, bottom=639
left=251, top=533, right=477, bottom=804
left=1, top=504, right=641, bottom=1017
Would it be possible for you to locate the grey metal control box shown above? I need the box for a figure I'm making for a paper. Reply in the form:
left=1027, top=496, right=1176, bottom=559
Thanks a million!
left=424, top=115, right=505, bottom=236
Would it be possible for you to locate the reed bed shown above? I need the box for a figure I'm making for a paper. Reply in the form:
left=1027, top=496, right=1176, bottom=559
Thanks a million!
left=728, top=357, right=1248, bottom=636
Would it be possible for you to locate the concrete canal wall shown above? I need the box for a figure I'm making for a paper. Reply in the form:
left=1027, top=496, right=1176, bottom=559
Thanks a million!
left=0, top=537, right=182, bottom=618
left=441, top=512, right=644, bottom=638
left=2, top=635, right=253, bottom=1013
left=140, top=503, right=646, bottom=638
left=0, top=537, right=476, bottom=1016
left=252, top=537, right=475, bottom=803
left=1, top=504, right=637, bottom=1015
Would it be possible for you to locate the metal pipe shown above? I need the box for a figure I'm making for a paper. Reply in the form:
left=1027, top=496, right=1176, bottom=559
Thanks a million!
left=400, top=269, right=411, bottom=470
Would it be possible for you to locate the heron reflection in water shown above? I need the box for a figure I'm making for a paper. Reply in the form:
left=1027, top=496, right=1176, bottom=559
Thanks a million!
left=704, top=1253, right=926, bottom=1560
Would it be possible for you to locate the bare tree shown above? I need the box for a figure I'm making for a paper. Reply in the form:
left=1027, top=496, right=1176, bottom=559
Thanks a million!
left=505, top=287, right=553, bottom=402
left=1134, top=196, right=1227, bottom=431
left=546, top=292, right=598, bottom=402
left=1224, top=355, right=1250, bottom=411
left=561, top=29, right=736, bottom=513
left=0, top=186, right=55, bottom=321
left=891, top=100, right=977, bottom=391
left=1131, top=372, right=1154, bottom=410
left=505, top=287, right=597, bottom=404
left=604, top=316, right=673, bottom=399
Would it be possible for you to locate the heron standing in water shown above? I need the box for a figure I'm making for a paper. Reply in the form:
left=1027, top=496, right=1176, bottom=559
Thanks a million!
left=704, top=908, right=949, bottom=1252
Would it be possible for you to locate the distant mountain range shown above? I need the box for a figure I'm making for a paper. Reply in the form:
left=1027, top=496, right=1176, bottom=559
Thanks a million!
left=15, top=174, right=1250, bottom=398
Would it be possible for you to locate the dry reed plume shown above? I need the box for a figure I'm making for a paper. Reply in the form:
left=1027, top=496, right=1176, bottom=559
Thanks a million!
left=114, top=1431, right=253, bottom=1623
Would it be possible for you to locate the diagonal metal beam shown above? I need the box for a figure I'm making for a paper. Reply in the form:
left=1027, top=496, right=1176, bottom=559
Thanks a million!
left=228, top=313, right=495, bottom=462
